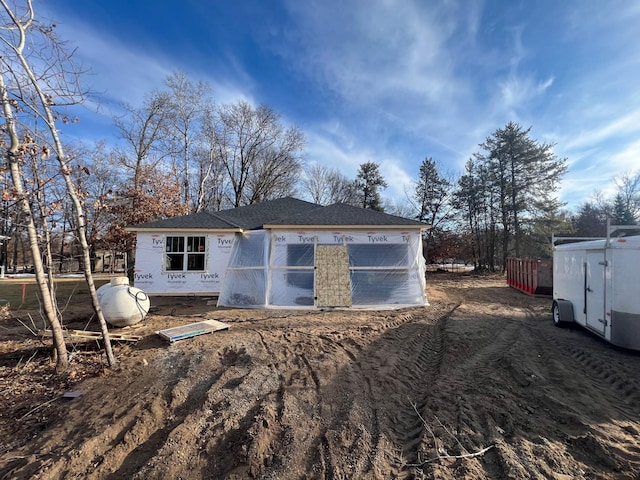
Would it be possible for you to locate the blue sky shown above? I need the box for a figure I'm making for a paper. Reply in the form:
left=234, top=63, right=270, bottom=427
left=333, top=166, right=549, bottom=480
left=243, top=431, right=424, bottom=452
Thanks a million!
left=41, top=0, right=640, bottom=211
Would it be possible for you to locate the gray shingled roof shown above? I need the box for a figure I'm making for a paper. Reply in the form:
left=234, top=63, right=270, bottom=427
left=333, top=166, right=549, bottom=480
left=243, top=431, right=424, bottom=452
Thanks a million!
left=129, top=197, right=320, bottom=230
left=130, top=211, right=240, bottom=230
left=129, top=197, right=427, bottom=231
left=215, top=197, right=319, bottom=230
left=270, top=203, right=427, bottom=227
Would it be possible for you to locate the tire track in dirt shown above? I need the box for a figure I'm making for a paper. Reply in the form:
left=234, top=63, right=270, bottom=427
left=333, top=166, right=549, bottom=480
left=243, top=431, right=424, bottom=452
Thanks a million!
left=353, top=306, right=457, bottom=479
left=434, top=291, right=640, bottom=480
left=517, top=311, right=640, bottom=476
left=294, top=309, right=439, bottom=478
left=254, top=329, right=288, bottom=425
left=68, top=332, right=272, bottom=479
left=119, top=344, right=260, bottom=479
left=533, top=316, right=640, bottom=420
left=404, top=302, right=535, bottom=479
left=253, top=309, right=443, bottom=479
left=7, top=274, right=640, bottom=479
left=191, top=340, right=283, bottom=479
left=105, top=374, right=223, bottom=480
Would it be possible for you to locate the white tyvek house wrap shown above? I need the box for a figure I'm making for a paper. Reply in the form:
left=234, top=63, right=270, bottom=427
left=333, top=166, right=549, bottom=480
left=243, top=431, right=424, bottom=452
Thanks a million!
left=217, top=229, right=428, bottom=309
left=133, top=232, right=235, bottom=294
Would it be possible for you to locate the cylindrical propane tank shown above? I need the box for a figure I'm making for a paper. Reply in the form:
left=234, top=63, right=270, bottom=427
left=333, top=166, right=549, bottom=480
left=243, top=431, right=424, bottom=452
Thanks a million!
left=97, top=277, right=150, bottom=327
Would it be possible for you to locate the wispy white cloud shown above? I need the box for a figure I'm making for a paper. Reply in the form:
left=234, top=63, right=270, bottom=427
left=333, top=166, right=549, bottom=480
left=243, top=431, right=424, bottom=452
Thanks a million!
left=304, top=131, right=372, bottom=177
left=498, top=75, right=554, bottom=110
left=277, top=0, right=488, bottom=189
left=563, top=109, right=640, bottom=152
left=281, top=1, right=477, bottom=118
left=564, top=1, right=640, bottom=42
left=302, top=147, right=414, bottom=208
left=608, top=139, right=640, bottom=171
left=559, top=175, right=615, bottom=208
left=304, top=124, right=420, bottom=202
left=53, top=22, right=173, bottom=112
left=379, top=157, right=415, bottom=200
left=40, top=8, right=255, bottom=146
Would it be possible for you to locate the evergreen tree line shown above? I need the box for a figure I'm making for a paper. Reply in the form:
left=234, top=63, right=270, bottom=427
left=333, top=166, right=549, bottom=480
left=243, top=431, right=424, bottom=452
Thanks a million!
left=413, top=123, right=640, bottom=271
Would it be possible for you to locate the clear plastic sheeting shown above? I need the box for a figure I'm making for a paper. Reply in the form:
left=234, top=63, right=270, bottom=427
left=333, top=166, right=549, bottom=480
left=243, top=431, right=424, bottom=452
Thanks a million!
left=218, top=269, right=267, bottom=307
left=229, top=230, right=268, bottom=267
left=217, top=229, right=428, bottom=309
left=351, top=270, right=423, bottom=305
left=217, top=231, right=268, bottom=307
left=269, top=270, right=315, bottom=307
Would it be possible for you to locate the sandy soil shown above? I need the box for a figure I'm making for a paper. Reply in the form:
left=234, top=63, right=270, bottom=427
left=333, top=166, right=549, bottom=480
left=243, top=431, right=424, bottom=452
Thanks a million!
left=1, top=273, right=640, bottom=479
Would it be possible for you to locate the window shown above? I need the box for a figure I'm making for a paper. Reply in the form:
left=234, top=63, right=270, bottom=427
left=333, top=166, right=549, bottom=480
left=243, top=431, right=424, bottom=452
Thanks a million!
left=165, top=236, right=206, bottom=271
left=347, top=244, right=408, bottom=266
left=287, top=244, right=314, bottom=266
left=286, top=244, right=314, bottom=288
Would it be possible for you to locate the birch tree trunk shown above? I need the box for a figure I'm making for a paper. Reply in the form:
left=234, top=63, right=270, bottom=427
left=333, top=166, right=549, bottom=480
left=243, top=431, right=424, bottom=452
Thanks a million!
left=1, top=0, right=115, bottom=367
left=0, top=73, right=69, bottom=370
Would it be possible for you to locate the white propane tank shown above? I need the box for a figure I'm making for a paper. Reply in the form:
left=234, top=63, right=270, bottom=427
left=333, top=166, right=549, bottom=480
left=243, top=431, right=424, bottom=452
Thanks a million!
left=96, top=276, right=129, bottom=301
left=98, top=277, right=151, bottom=327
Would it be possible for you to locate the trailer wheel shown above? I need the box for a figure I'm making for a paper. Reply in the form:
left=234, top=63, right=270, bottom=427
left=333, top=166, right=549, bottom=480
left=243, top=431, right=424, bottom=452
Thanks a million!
left=552, top=300, right=573, bottom=328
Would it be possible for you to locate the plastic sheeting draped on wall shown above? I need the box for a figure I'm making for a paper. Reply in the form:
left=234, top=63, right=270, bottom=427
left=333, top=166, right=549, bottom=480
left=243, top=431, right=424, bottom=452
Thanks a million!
left=217, top=229, right=428, bottom=309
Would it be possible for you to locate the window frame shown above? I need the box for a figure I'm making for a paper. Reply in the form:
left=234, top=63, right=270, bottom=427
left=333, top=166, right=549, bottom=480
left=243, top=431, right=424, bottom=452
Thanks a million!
left=165, top=235, right=207, bottom=272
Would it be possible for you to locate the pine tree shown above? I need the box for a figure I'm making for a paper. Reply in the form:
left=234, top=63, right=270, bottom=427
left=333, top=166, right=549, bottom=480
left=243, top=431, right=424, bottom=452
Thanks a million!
left=612, top=193, right=636, bottom=225
left=355, top=162, right=387, bottom=211
left=414, top=157, right=452, bottom=261
left=479, top=122, right=567, bottom=267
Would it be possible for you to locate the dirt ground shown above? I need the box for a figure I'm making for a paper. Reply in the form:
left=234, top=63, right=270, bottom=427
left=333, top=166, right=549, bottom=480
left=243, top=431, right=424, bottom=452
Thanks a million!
left=1, top=273, right=640, bottom=479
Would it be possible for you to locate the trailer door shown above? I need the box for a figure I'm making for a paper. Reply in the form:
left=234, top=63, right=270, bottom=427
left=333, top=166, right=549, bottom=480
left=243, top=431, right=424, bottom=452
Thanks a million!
left=585, top=250, right=606, bottom=335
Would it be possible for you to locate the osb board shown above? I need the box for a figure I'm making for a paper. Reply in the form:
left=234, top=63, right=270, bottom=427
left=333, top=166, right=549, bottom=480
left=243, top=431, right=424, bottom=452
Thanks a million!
left=157, top=319, right=230, bottom=342
left=315, top=245, right=352, bottom=307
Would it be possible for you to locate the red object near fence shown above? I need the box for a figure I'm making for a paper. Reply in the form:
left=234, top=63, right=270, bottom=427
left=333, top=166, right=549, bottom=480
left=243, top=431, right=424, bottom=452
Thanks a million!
left=506, top=258, right=552, bottom=296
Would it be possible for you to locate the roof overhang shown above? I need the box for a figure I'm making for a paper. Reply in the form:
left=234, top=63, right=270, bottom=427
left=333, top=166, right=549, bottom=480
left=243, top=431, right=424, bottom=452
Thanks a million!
left=263, top=224, right=430, bottom=231
left=125, top=227, right=244, bottom=233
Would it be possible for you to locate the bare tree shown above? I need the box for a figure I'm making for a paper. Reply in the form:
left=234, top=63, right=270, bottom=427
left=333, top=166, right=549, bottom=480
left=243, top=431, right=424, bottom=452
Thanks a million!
left=383, top=198, right=414, bottom=218
left=104, top=164, right=190, bottom=259
left=613, top=170, right=640, bottom=222
left=300, top=164, right=358, bottom=205
left=114, top=90, right=178, bottom=278
left=213, top=101, right=304, bottom=207
left=163, top=72, right=211, bottom=209
left=114, top=90, right=173, bottom=192
left=80, top=142, right=121, bottom=269
left=0, top=0, right=115, bottom=369
left=195, top=106, right=230, bottom=212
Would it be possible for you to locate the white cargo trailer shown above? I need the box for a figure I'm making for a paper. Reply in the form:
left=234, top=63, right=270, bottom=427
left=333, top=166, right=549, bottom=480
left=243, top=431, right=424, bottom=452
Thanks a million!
left=552, top=231, right=640, bottom=350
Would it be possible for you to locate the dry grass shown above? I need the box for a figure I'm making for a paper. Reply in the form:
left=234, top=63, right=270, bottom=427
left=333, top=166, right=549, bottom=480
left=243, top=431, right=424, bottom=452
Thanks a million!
left=0, top=277, right=112, bottom=312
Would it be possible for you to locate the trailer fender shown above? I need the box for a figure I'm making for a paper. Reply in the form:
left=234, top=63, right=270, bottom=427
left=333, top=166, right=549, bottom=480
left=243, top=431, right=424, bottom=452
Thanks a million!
left=552, top=300, right=575, bottom=328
